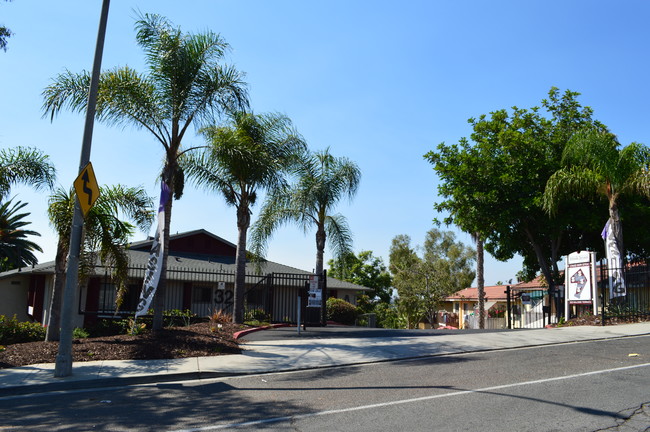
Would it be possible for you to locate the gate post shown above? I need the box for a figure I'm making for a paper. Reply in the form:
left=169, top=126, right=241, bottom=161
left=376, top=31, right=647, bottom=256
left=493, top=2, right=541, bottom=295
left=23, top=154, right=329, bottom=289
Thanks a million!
left=505, top=285, right=512, bottom=329
left=321, top=269, right=327, bottom=326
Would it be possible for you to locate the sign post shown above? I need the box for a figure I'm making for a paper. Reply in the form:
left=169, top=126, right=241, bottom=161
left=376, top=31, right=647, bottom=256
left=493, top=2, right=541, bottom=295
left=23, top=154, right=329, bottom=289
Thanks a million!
left=54, top=0, right=110, bottom=378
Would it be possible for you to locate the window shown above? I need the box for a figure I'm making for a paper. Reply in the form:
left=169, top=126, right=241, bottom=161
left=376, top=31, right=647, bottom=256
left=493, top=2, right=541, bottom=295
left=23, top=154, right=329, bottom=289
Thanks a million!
left=193, top=286, right=212, bottom=303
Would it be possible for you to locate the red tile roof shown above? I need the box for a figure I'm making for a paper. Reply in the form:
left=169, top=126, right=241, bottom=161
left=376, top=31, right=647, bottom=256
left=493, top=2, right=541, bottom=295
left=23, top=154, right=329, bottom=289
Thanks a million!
left=446, top=284, right=509, bottom=301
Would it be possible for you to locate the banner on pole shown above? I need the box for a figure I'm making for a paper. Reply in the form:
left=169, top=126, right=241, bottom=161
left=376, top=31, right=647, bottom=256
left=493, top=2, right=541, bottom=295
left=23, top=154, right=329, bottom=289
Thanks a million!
left=135, top=182, right=170, bottom=318
left=601, top=219, right=626, bottom=298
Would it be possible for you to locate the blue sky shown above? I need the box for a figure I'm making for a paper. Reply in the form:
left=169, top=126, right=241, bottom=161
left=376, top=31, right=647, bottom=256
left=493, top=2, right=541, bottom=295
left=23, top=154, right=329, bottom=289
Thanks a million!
left=2, top=1, right=649, bottom=285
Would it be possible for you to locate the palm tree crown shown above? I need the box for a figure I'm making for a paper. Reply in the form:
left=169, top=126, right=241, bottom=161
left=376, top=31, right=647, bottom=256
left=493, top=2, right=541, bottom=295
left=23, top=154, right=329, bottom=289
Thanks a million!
left=0, top=199, right=42, bottom=272
left=0, top=147, right=56, bottom=200
left=252, top=148, right=361, bottom=276
left=543, top=128, right=650, bottom=255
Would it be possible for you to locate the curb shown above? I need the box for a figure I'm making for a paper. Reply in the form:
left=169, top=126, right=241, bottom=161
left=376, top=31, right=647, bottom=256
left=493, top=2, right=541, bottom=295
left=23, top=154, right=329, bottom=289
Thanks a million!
left=233, top=323, right=291, bottom=340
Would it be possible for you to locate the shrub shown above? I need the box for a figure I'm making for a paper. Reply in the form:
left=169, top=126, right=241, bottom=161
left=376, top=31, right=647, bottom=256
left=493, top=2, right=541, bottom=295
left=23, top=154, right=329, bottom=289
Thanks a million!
left=245, top=308, right=270, bottom=324
left=164, top=309, right=196, bottom=327
left=73, top=327, right=90, bottom=339
left=0, top=315, right=46, bottom=345
left=209, top=309, right=232, bottom=332
left=326, top=298, right=358, bottom=325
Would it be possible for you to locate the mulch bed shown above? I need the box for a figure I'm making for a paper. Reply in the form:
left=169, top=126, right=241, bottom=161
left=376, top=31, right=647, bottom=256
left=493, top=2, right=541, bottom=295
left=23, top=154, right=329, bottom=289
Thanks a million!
left=0, top=322, right=247, bottom=369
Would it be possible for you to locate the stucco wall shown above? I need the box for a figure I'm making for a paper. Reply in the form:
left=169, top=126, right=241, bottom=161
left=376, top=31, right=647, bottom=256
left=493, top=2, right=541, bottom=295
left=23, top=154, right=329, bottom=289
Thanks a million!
left=0, top=276, right=30, bottom=321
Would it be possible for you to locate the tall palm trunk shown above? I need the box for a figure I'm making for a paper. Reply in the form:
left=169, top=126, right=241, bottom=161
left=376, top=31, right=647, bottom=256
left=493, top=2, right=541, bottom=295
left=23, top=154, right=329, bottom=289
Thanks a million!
left=476, top=235, right=485, bottom=329
left=152, top=188, right=173, bottom=330
left=233, top=204, right=250, bottom=324
left=315, top=224, right=326, bottom=276
left=609, top=195, right=624, bottom=256
left=45, top=238, right=68, bottom=341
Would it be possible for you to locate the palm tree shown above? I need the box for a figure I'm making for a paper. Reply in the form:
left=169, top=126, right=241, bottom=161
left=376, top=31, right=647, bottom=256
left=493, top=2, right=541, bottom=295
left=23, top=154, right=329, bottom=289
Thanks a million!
left=543, top=128, right=650, bottom=260
left=42, top=13, right=248, bottom=330
left=251, top=148, right=361, bottom=276
left=183, top=111, right=306, bottom=323
left=0, top=146, right=56, bottom=200
left=45, top=185, right=154, bottom=341
left=0, top=199, right=42, bottom=271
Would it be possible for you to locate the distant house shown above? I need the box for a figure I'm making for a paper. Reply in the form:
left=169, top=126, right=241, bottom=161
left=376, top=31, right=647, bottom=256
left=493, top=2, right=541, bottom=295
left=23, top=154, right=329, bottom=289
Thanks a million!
left=443, top=284, right=510, bottom=329
left=0, top=229, right=370, bottom=328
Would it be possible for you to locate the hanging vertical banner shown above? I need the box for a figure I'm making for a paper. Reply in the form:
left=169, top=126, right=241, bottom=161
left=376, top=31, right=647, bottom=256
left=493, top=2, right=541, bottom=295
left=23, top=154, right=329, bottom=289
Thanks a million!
left=135, top=182, right=171, bottom=318
left=601, top=219, right=626, bottom=298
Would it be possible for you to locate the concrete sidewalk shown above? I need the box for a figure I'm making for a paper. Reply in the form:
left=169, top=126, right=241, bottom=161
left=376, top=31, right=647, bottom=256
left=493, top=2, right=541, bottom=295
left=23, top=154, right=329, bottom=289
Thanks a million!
left=1, top=322, right=649, bottom=397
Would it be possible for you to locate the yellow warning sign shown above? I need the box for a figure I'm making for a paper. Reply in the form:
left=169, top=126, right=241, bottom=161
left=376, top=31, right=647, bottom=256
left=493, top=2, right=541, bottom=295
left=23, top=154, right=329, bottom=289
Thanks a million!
left=73, top=162, right=100, bottom=217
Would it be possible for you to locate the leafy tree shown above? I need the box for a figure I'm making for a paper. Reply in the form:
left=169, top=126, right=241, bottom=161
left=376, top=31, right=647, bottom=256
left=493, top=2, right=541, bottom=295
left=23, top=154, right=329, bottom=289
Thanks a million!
left=42, top=13, right=248, bottom=330
left=327, top=250, right=392, bottom=303
left=425, top=88, right=607, bottom=297
left=182, top=111, right=305, bottom=323
left=389, top=229, right=474, bottom=329
left=0, top=147, right=56, bottom=200
left=45, top=185, right=154, bottom=341
left=251, top=148, right=361, bottom=276
left=0, top=199, right=42, bottom=271
left=543, top=128, right=650, bottom=260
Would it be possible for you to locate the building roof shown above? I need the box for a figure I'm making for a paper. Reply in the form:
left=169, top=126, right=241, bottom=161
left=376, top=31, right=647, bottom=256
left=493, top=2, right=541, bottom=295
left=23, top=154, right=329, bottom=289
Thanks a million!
left=0, top=229, right=370, bottom=292
left=445, top=284, right=510, bottom=301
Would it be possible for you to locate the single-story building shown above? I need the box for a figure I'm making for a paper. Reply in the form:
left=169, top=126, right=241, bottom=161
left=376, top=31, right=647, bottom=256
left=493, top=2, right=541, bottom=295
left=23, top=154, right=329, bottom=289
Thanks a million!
left=443, top=284, right=509, bottom=329
left=0, top=229, right=371, bottom=328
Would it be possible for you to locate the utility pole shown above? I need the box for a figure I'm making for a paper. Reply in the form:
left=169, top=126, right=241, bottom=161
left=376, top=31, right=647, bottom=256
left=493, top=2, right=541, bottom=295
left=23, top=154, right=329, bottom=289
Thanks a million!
left=54, top=0, right=110, bottom=378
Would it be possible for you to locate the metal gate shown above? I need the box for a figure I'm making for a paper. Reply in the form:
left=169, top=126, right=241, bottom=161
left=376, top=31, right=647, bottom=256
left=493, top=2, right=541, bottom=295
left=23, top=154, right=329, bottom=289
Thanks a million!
left=243, top=271, right=327, bottom=326
left=505, top=286, right=557, bottom=329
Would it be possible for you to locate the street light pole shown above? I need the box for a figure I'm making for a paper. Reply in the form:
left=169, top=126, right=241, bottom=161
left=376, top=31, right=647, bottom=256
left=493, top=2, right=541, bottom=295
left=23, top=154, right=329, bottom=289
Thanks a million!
left=54, top=0, right=110, bottom=378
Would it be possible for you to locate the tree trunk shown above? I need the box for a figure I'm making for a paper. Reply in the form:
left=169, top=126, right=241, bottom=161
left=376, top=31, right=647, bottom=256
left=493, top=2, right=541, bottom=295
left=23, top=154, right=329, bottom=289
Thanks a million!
left=476, top=235, right=485, bottom=329
left=45, top=239, right=68, bottom=342
left=609, top=199, right=624, bottom=258
left=233, top=204, right=250, bottom=324
left=315, top=224, right=326, bottom=276
left=152, top=189, right=172, bottom=331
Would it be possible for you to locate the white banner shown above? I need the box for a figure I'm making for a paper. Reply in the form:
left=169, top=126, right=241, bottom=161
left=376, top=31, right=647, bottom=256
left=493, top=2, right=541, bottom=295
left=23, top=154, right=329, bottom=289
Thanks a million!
left=135, top=182, right=170, bottom=318
left=601, top=219, right=626, bottom=298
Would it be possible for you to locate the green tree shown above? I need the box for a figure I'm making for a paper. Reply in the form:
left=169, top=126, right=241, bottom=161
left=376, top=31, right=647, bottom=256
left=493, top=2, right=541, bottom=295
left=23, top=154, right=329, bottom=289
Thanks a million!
left=0, top=147, right=56, bottom=200
left=251, top=148, right=361, bottom=276
left=543, top=128, right=650, bottom=260
left=45, top=185, right=154, bottom=341
left=389, top=230, right=475, bottom=329
left=327, top=250, right=392, bottom=303
left=182, top=111, right=306, bottom=324
left=425, top=88, right=607, bottom=297
left=0, top=199, right=42, bottom=271
left=42, top=13, right=248, bottom=330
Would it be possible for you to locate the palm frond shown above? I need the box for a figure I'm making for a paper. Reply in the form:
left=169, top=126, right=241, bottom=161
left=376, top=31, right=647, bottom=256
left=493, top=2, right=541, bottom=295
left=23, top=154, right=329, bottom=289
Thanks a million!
left=0, top=147, right=56, bottom=199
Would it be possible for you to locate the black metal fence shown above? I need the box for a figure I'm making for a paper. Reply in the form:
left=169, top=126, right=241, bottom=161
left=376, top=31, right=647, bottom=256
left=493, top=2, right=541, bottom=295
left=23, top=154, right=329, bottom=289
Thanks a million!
left=87, top=265, right=327, bottom=326
left=599, top=263, right=650, bottom=324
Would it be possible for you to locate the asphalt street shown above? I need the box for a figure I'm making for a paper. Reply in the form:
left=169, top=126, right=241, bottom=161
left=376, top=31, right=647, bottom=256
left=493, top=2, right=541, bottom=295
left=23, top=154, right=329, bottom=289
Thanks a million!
left=2, top=334, right=648, bottom=431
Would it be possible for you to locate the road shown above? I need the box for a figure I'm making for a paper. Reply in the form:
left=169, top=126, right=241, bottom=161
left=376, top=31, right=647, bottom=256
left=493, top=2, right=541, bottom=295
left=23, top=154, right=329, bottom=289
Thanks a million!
left=1, top=335, right=649, bottom=431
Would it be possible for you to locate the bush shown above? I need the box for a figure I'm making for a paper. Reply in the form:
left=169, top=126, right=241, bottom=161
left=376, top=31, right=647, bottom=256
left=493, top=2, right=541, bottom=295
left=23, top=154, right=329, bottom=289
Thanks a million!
left=326, top=298, right=358, bottom=325
left=0, top=315, right=46, bottom=345
left=245, top=308, right=270, bottom=324
left=374, top=302, right=400, bottom=329
left=73, top=327, right=90, bottom=339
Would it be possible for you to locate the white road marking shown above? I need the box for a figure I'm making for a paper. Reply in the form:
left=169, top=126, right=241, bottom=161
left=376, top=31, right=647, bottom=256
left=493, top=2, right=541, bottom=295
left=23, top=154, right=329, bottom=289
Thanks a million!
left=169, top=362, right=650, bottom=432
